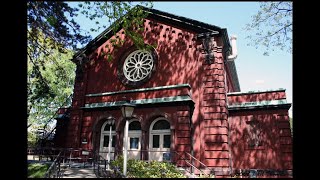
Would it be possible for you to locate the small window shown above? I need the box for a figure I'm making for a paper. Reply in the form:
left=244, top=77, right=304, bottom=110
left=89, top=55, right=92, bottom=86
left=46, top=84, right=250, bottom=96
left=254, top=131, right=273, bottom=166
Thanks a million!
left=129, top=121, right=141, bottom=130
left=130, top=137, right=139, bottom=149
left=152, top=120, right=170, bottom=130
left=103, top=135, right=116, bottom=147
left=103, top=136, right=109, bottom=147
left=112, top=135, right=116, bottom=147
left=153, top=135, right=160, bottom=148
left=163, top=135, right=171, bottom=148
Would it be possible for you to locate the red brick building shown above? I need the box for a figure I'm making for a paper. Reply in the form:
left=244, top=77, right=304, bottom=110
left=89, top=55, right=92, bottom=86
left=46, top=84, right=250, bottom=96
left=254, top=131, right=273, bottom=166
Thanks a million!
left=54, top=6, right=292, bottom=178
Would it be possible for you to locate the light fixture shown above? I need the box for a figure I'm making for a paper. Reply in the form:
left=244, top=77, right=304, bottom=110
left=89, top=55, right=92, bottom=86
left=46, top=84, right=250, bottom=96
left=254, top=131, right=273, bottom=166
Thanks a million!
left=121, top=101, right=136, bottom=119
left=120, top=100, right=136, bottom=176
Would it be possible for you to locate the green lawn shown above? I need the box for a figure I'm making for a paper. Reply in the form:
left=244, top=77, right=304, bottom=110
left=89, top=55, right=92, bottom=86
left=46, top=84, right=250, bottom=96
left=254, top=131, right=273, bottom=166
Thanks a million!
left=28, top=163, right=50, bottom=178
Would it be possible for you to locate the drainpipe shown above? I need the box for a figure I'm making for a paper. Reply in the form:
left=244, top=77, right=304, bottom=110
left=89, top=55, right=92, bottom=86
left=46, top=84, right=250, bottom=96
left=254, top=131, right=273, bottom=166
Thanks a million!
left=189, top=102, right=195, bottom=175
left=227, top=35, right=238, bottom=61
left=225, top=35, right=238, bottom=176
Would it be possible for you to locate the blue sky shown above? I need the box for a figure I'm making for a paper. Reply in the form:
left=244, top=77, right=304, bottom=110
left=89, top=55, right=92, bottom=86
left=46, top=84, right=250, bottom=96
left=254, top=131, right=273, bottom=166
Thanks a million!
left=68, top=2, right=292, bottom=117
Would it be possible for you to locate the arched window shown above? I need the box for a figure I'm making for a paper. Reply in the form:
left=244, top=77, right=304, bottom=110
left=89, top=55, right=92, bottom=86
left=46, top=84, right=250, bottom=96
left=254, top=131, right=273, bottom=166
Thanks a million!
left=129, top=121, right=141, bottom=130
left=100, top=119, right=116, bottom=149
left=104, top=123, right=116, bottom=131
left=152, top=120, right=170, bottom=130
left=149, top=118, right=171, bottom=161
left=127, top=120, right=142, bottom=159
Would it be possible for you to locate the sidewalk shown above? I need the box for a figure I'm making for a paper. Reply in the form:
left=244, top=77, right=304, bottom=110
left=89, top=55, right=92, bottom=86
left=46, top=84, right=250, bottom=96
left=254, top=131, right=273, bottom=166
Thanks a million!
left=62, top=167, right=96, bottom=178
left=28, top=155, right=97, bottom=178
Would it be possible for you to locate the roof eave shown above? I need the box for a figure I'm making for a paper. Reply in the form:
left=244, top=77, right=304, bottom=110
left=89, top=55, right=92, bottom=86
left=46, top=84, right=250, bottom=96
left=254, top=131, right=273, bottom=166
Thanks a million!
left=72, top=5, right=231, bottom=62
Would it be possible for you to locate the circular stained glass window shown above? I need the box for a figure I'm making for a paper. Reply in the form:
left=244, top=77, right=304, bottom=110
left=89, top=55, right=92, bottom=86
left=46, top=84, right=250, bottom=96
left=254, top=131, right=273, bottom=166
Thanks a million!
left=123, top=50, right=154, bottom=82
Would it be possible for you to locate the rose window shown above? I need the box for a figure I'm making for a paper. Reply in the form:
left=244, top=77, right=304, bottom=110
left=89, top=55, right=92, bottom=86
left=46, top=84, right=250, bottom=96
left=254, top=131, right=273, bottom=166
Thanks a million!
left=123, top=50, right=154, bottom=82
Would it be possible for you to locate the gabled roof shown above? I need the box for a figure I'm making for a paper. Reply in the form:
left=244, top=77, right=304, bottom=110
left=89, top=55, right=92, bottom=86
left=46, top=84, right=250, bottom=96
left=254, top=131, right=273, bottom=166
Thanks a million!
left=73, top=5, right=231, bottom=60
left=72, top=5, right=240, bottom=91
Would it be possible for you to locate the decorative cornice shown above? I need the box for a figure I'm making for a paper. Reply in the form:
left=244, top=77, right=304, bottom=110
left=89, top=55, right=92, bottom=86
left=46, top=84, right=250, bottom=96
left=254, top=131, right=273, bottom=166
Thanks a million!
left=227, top=88, right=286, bottom=96
left=86, top=84, right=191, bottom=97
left=82, top=95, right=193, bottom=109
left=228, top=99, right=291, bottom=110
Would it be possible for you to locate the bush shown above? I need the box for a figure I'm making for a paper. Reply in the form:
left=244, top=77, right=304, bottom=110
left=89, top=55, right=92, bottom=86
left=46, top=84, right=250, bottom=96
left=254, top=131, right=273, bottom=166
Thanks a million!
left=28, top=163, right=50, bottom=178
left=111, top=156, right=186, bottom=178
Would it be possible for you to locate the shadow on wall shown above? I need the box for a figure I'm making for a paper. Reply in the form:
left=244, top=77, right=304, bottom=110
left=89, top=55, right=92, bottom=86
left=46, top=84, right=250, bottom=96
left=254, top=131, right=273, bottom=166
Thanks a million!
left=79, top=18, right=228, bottom=163
left=229, top=111, right=292, bottom=172
left=83, top=18, right=202, bottom=101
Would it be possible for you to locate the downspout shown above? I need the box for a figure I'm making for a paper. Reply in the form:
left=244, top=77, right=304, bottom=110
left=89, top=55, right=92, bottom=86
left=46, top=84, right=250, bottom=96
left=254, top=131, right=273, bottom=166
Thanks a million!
left=77, top=54, right=89, bottom=148
left=225, top=35, right=238, bottom=176
left=189, top=102, right=195, bottom=175
left=227, top=35, right=238, bottom=61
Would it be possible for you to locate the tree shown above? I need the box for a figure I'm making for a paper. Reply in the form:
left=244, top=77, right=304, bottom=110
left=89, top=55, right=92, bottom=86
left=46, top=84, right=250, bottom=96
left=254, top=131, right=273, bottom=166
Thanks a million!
left=244, top=2, right=292, bottom=56
left=27, top=2, right=153, bottom=130
left=27, top=32, right=76, bottom=128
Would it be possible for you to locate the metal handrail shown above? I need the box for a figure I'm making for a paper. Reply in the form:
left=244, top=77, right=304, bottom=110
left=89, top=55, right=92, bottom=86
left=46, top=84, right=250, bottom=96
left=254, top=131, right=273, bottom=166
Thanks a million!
left=94, top=151, right=126, bottom=178
left=173, top=151, right=209, bottom=177
left=28, top=147, right=63, bottom=161
left=174, top=151, right=198, bottom=173
left=184, top=151, right=214, bottom=175
left=93, top=152, right=105, bottom=177
left=44, top=150, right=63, bottom=178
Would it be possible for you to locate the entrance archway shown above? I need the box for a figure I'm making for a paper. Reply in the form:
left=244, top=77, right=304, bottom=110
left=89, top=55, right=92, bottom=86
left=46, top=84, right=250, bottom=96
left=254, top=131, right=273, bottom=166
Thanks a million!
left=149, top=118, right=171, bottom=161
left=99, top=119, right=116, bottom=160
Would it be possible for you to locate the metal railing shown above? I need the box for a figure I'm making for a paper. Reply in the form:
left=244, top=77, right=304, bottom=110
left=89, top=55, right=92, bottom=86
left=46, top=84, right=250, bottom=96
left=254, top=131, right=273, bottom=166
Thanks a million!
left=184, top=151, right=214, bottom=176
left=172, top=151, right=209, bottom=177
left=28, top=147, right=62, bottom=161
left=29, top=147, right=214, bottom=178
left=93, top=151, right=125, bottom=178
left=44, top=150, right=63, bottom=178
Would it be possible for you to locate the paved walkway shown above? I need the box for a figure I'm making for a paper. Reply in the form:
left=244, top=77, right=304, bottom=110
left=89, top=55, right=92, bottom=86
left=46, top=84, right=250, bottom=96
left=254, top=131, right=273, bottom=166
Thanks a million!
left=61, top=167, right=96, bottom=178
left=28, top=155, right=97, bottom=178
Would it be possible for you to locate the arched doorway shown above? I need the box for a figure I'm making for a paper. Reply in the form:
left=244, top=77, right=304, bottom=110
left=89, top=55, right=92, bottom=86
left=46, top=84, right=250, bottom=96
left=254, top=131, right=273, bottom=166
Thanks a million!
left=127, top=119, right=142, bottom=160
left=100, top=119, right=116, bottom=160
left=149, top=118, right=171, bottom=161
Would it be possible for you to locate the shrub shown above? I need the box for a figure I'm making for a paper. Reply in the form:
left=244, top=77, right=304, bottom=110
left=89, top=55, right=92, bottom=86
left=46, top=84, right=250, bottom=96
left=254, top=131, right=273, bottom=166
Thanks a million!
left=111, top=156, right=186, bottom=178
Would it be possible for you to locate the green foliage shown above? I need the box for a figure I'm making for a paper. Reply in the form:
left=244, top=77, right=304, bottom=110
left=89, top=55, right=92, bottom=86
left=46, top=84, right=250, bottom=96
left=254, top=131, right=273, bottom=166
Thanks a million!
left=77, top=2, right=154, bottom=60
left=27, top=33, right=76, bottom=129
left=28, top=163, right=50, bottom=178
left=27, top=2, right=154, bottom=130
left=27, top=1, right=91, bottom=52
left=244, top=2, right=292, bottom=55
left=111, top=155, right=186, bottom=178
left=28, top=130, right=38, bottom=147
